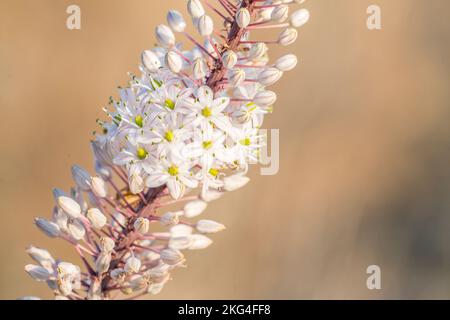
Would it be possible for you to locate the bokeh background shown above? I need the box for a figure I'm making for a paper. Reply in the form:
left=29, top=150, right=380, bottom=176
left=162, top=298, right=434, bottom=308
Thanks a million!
left=1, top=0, right=450, bottom=299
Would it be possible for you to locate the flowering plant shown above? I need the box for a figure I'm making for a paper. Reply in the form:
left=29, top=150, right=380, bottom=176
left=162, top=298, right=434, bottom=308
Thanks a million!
left=23, top=0, right=309, bottom=300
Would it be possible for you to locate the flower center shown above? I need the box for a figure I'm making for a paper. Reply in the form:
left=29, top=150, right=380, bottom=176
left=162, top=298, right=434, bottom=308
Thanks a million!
left=134, top=115, right=144, bottom=128
left=136, top=147, right=148, bottom=160
left=164, top=130, right=174, bottom=142
left=165, top=99, right=175, bottom=110
left=202, top=140, right=213, bottom=150
left=168, top=165, right=179, bottom=176
left=239, top=137, right=251, bottom=146
left=208, top=168, right=219, bottom=177
left=201, top=106, right=212, bottom=118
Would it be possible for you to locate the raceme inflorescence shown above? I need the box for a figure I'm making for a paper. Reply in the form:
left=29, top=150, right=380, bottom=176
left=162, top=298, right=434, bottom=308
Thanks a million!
left=23, top=0, right=309, bottom=300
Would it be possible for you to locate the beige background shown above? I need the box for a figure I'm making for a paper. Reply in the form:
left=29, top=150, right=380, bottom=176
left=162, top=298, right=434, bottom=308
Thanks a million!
left=1, top=0, right=450, bottom=299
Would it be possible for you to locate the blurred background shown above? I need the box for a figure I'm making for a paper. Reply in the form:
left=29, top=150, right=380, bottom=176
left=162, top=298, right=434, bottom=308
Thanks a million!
left=1, top=0, right=450, bottom=299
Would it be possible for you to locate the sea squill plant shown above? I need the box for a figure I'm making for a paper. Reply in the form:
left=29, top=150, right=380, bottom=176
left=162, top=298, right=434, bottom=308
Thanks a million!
left=22, top=0, right=309, bottom=300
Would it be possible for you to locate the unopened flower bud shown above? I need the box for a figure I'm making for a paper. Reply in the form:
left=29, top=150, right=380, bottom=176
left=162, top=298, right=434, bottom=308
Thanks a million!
left=95, top=252, right=111, bottom=274
left=170, top=224, right=193, bottom=237
left=26, top=246, right=55, bottom=270
left=193, top=57, right=207, bottom=79
left=275, top=54, right=298, bottom=71
left=184, top=200, right=207, bottom=218
left=222, top=50, right=237, bottom=69
left=91, top=176, right=108, bottom=198
left=165, top=51, right=183, bottom=73
left=201, top=189, right=224, bottom=202
left=141, top=50, right=161, bottom=72
left=196, top=15, right=214, bottom=36
left=278, top=28, right=298, bottom=46
left=290, top=8, right=310, bottom=28
left=169, top=236, right=193, bottom=250
left=87, top=208, right=107, bottom=229
left=95, top=160, right=111, bottom=180
left=110, top=268, right=127, bottom=282
left=223, top=175, right=250, bottom=191
left=248, top=43, right=267, bottom=60
left=189, top=234, right=213, bottom=250
left=57, top=196, right=81, bottom=219
left=160, top=248, right=185, bottom=265
left=133, top=217, right=150, bottom=234
left=35, top=218, right=60, bottom=238
left=236, top=8, right=251, bottom=28
left=129, top=173, right=144, bottom=195
left=156, top=24, right=175, bottom=47
left=160, top=211, right=182, bottom=226
left=71, top=165, right=91, bottom=191
left=258, top=67, right=283, bottom=86
left=167, top=10, right=186, bottom=32
left=196, top=220, right=226, bottom=234
left=271, top=5, right=289, bottom=22
left=187, top=0, right=205, bottom=18
left=125, top=256, right=141, bottom=273
left=229, top=68, right=246, bottom=86
left=67, top=219, right=86, bottom=240
left=25, top=264, right=51, bottom=281
left=254, top=90, right=277, bottom=106
left=99, top=236, right=115, bottom=252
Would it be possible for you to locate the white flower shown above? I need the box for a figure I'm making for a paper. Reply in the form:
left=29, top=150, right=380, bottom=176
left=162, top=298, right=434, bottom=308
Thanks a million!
left=146, top=158, right=198, bottom=199
left=178, top=86, right=233, bottom=134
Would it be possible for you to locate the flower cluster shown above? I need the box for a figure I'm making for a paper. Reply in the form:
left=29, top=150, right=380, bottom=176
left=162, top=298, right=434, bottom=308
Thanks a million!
left=23, top=0, right=309, bottom=300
